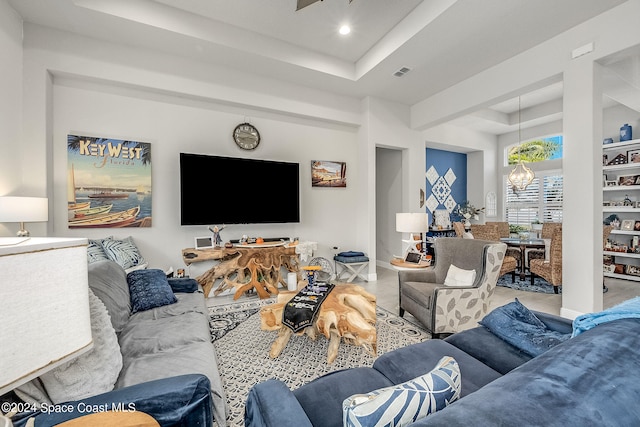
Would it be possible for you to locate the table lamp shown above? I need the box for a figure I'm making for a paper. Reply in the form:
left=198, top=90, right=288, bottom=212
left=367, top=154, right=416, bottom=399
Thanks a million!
left=0, top=197, right=49, bottom=237
left=396, top=213, right=428, bottom=257
left=0, top=238, right=92, bottom=426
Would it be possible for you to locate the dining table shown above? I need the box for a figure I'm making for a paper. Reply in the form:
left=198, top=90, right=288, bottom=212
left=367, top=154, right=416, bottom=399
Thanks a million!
left=500, top=237, right=546, bottom=281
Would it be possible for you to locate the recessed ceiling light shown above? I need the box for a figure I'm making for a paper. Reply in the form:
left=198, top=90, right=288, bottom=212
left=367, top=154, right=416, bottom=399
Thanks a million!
left=339, top=25, right=351, bottom=35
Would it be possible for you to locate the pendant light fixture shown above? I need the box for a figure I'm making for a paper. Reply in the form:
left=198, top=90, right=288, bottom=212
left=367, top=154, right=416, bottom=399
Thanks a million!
left=508, top=96, right=535, bottom=192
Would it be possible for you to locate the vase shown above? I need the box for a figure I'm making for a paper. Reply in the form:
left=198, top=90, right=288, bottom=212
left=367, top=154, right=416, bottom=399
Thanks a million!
left=620, top=123, right=632, bottom=141
left=464, top=219, right=471, bottom=230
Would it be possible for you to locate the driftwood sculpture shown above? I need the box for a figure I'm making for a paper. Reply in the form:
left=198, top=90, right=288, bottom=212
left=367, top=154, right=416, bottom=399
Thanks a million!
left=260, top=284, right=377, bottom=363
left=182, top=245, right=300, bottom=299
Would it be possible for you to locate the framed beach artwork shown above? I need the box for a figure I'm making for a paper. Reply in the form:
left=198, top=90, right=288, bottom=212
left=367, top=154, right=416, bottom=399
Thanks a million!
left=67, top=135, right=152, bottom=228
left=311, top=160, right=347, bottom=188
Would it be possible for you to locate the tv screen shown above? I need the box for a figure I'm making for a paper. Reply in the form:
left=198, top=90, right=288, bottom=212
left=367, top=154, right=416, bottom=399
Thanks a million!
left=180, top=153, right=300, bottom=225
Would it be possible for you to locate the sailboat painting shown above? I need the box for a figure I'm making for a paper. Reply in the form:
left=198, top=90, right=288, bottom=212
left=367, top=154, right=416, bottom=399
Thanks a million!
left=67, top=135, right=152, bottom=228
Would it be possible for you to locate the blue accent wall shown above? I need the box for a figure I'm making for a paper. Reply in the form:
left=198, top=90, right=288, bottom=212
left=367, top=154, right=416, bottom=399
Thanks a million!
left=425, top=148, right=467, bottom=225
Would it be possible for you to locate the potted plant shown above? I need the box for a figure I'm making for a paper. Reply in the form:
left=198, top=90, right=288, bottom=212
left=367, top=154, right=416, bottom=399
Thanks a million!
left=454, top=201, right=485, bottom=230
left=531, top=219, right=543, bottom=231
left=509, top=224, right=527, bottom=237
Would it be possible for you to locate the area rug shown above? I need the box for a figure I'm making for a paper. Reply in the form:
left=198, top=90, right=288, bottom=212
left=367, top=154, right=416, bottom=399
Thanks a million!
left=497, top=275, right=561, bottom=294
left=208, top=298, right=431, bottom=427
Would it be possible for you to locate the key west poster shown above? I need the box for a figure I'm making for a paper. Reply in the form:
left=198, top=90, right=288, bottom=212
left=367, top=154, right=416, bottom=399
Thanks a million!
left=67, top=135, right=152, bottom=228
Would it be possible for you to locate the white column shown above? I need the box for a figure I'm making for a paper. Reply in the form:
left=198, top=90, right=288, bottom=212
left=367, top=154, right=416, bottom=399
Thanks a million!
left=561, top=59, right=603, bottom=317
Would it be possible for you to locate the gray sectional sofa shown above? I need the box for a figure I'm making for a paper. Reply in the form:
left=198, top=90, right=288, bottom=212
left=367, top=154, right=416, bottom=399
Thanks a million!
left=12, top=260, right=227, bottom=426
left=245, top=302, right=640, bottom=426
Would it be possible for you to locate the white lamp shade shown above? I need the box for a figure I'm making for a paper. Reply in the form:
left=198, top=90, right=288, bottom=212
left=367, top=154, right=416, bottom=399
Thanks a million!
left=0, top=238, right=92, bottom=395
left=396, top=213, right=428, bottom=233
left=0, top=196, right=49, bottom=223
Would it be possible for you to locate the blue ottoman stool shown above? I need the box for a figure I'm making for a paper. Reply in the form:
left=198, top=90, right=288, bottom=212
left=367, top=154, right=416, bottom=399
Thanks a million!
left=333, top=251, right=369, bottom=282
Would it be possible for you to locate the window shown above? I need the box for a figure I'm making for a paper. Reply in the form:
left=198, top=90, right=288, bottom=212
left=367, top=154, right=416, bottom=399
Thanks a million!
left=506, top=136, right=563, bottom=166
left=505, top=135, right=563, bottom=226
left=505, top=171, right=563, bottom=226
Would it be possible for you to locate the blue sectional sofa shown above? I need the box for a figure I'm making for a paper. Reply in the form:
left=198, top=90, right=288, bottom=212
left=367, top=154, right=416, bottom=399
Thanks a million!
left=245, top=305, right=640, bottom=426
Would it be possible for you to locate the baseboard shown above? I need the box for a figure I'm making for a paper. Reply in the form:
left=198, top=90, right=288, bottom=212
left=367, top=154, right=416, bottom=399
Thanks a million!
left=560, top=307, right=583, bottom=320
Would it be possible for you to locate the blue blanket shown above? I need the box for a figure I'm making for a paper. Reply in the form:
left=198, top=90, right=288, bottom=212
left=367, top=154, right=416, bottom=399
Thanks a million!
left=572, top=296, right=640, bottom=337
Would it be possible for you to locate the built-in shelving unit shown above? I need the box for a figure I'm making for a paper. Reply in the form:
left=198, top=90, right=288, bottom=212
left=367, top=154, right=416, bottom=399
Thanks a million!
left=603, top=138, right=640, bottom=281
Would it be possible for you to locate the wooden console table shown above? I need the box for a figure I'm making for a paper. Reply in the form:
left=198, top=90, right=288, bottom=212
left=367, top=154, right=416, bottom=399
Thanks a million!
left=182, top=245, right=300, bottom=299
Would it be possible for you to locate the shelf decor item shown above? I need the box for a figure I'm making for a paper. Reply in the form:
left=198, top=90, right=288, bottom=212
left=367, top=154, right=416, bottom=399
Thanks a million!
left=625, top=264, right=640, bottom=276
left=621, top=220, right=634, bottom=231
left=628, top=149, right=640, bottom=163
left=608, top=153, right=628, bottom=165
left=620, top=123, right=633, bottom=142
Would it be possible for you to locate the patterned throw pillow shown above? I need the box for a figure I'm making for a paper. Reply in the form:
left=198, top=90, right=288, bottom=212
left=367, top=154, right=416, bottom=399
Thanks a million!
left=101, top=236, right=146, bottom=271
left=127, top=269, right=177, bottom=313
left=343, top=356, right=461, bottom=427
left=87, top=238, right=111, bottom=264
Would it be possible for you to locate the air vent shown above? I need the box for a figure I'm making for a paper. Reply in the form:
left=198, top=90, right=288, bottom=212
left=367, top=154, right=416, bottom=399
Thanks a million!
left=393, top=67, right=411, bottom=77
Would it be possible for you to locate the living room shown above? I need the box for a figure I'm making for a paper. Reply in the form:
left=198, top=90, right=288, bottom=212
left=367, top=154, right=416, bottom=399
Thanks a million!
left=2, top=1, right=640, bottom=426
left=3, top=0, right=639, bottom=321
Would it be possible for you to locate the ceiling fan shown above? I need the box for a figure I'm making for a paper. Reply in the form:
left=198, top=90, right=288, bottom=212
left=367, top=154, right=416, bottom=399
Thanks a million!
left=296, top=0, right=353, bottom=11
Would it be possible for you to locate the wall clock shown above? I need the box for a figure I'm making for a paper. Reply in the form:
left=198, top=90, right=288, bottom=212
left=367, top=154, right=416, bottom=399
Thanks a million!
left=233, top=122, right=260, bottom=150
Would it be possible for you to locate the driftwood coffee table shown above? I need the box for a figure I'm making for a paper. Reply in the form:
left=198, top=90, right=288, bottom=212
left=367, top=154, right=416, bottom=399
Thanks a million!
left=259, top=283, right=377, bottom=363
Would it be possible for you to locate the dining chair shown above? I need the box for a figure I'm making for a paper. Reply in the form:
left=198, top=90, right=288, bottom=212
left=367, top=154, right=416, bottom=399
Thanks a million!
left=486, top=221, right=521, bottom=262
left=469, top=224, right=517, bottom=281
left=527, top=222, right=562, bottom=267
left=530, top=227, right=562, bottom=293
left=452, top=221, right=466, bottom=237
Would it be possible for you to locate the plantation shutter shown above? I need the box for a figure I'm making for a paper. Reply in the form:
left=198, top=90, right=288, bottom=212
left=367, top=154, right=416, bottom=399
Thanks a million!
left=542, top=175, right=563, bottom=222
left=505, top=177, right=539, bottom=225
left=504, top=171, right=563, bottom=226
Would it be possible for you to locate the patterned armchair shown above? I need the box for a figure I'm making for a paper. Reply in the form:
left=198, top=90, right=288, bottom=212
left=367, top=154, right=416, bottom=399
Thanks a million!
left=398, top=238, right=507, bottom=337
left=530, top=227, right=562, bottom=293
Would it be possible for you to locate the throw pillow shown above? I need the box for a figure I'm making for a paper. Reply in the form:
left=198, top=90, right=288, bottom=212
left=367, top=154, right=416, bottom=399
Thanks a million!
left=479, top=298, right=570, bottom=357
left=127, top=269, right=177, bottom=313
left=16, top=289, right=123, bottom=405
left=443, top=264, right=476, bottom=287
left=101, top=236, right=147, bottom=271
left=342, top=356, right=460, bottom=427
left=87, top=238, right=111, bottom=264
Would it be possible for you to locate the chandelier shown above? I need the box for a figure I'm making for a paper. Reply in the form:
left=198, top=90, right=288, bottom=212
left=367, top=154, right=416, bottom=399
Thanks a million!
left=297, top=0, right=354, bottom=11
left=508, top=97, right=535, bottom=192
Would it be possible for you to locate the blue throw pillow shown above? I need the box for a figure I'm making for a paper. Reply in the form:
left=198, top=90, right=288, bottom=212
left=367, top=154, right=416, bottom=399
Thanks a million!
left=167, top=278, right=199, bottom=293
left=479, top=298, right=570, bottom=357
left=342, top=356, right=460, bottom=427
left=127, top=269, right=177, bottom=313
left=337, top=251, right=365, bottom=257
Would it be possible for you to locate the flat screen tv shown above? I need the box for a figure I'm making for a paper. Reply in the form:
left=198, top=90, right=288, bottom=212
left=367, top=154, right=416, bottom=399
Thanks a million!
left=180, top=153, right=300, bottom=225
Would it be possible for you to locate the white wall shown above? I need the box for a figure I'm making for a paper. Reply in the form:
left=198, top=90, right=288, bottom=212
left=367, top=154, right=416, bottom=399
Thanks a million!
left=375, top=147, right=402, bottom=265
left=0, top=0, right=24, bottom=235
left=364, top=97, right=425, bottom=279
left=15, top=24, right=368, bottom=274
